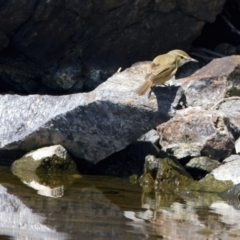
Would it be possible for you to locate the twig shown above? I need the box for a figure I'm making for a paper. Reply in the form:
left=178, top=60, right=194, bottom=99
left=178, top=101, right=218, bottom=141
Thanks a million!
left=190, top=52, right=215, bottom=61
left=195, top=48, right=226, bottom=57
left=210, top=96, right=240, bottom=110
left=221, top=15, right=240, bottom=36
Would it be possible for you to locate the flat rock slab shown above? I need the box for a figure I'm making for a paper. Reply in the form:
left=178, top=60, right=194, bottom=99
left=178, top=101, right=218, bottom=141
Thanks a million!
left=0, top=63, right=182, bottom=163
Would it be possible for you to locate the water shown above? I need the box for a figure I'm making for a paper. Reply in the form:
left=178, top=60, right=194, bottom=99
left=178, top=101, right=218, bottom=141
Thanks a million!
left=0, top=166, right=240, bottom=240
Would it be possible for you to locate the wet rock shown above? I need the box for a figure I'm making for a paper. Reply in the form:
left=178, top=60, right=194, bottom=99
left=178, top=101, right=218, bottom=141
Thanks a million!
left=11, top=145, right=77, bottom=175
left=140, top=155, right=233, bottom=194
left=209, top=155, right=240, bottom=184
left=157, top=107, right=235, bottom=160
left=0, top=62, right=183, bottom=163
left=185, top=157, right=221, bottom=173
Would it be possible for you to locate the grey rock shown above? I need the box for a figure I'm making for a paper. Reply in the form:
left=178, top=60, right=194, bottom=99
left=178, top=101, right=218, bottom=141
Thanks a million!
left=43, top=60, right=83, bottom=90
left=165, top=143, right=201, bottom=159
left=210, top=155, right=240, bottom=184
left=0, top=62, right=183, bottom=163
left=177, top=56, right=240, bottom=109
left=11, top=145, right=77, bottom=175
left=222, top=154, right=240, bottom=163
left=235, top=137, right=240, bottom=154
left=138, top=129, right=160, bottom=146
left=157, top=107, right=235, bottom=160
left=216, top=98, right=240, bottom=139
left=186, top=156, right=221, bottom=173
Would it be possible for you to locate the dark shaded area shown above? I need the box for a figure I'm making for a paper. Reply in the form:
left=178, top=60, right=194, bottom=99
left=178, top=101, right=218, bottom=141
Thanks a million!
left=74, top=141, right=170, bottom=178
left=193, top=0, right=240, bottom=48
left=185, top=168, right=208, bottom=180
left=75, top=141, right=159, bottom=177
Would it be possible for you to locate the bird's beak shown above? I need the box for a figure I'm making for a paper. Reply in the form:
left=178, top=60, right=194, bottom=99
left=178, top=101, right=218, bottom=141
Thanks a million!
left=190, top=57, right=198, bottom=62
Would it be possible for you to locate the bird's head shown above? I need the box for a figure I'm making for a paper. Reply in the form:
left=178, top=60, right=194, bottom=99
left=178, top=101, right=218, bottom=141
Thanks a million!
left=168, top=49, right=198, bottom=67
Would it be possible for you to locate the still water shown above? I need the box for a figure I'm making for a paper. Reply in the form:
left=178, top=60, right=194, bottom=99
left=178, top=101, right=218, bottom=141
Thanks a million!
left=0, top=165, right=240, bottom=240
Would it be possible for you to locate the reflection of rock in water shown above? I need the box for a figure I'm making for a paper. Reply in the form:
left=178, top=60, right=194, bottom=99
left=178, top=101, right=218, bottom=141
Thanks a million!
left=0, top=185, right=67, bottom=240
left=11, top=145, right=78, bottom=198
left=23, top=180, right=64, bottom=198
left=219, top=183, right=240, bottom=210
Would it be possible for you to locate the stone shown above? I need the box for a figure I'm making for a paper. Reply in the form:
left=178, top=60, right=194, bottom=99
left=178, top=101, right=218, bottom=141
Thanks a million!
left=185, top=156, right=221, bottom=173
left=216, top=98, right=240, bottom=140
left=157, top=107, right=235, bottom=160
left=210, top=155, right=240, bottom=184
left=0, top=0, right=226, bottom=93
left=11, top=145, right=77, bottom=175
left=214, top=43, right=237, bottom=55
left=177, top=56, right=240, bottom=109
left=235, top=137, right=240, bottom=154
left=0, top=62, right=183, bottom=163
left=2, top=55, right=240, bottom=164
left=138, top=129, right=160, bottom=146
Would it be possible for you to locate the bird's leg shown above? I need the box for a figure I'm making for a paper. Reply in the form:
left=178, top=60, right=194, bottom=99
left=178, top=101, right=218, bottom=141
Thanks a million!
left=148, top=87, right=153, bottom=98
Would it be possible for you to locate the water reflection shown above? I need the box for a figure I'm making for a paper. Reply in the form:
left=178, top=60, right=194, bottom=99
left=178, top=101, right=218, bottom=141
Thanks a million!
left=0, top=166, right=240, bottom=239
left=0, top=184, right=67, bottom=240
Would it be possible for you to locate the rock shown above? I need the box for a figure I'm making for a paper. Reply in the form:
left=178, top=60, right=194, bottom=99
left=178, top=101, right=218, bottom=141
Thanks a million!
left=140, top=155, right=233, bottom=194
left=0, top=0, right=226, bottom=93
left=11, top=145, right=77, bottom=175
left=214, top=98, right=240, bottom=139
left=185, top=156, right=221, bottom=173
left=0, top=62, right=183, bottom=163
left=157, top=107, right=235, bottom=160
left=138, top=129, right=160, bottom=146
left=209, top=155, right=240, bottom=184
left=177, top=56, right=240, bottom=109
left=0, top=30, right=9, bottom=52
left=235, top=137, right=240, bottom=154
left=2, top=54, right=240, bottom=164
left=214, top=43, right=237, bottom=55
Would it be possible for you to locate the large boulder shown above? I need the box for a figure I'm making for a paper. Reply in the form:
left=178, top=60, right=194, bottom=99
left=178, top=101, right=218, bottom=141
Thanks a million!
left=1, top=55, right=240, bottom=164
left=0, top=0, right=226, bottom=93
left=0, top=62, right=182, bottom=163
left=157, top=107, right=235, bottom=160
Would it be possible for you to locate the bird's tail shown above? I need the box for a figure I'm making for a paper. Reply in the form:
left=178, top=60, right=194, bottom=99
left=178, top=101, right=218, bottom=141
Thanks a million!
left=136, top=79, right=152, bottom=96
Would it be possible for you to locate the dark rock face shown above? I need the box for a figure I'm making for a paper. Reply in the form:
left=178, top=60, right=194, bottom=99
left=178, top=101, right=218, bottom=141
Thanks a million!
left=0, top=0, right=226, bottom=93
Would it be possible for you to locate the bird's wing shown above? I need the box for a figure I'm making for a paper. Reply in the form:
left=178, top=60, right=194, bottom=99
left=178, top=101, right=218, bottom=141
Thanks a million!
left=149, top=55, right=176, bottom=77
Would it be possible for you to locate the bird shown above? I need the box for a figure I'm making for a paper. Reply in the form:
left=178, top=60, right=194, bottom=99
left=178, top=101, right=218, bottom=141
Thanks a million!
left=136, top=49, right=198, bottom=96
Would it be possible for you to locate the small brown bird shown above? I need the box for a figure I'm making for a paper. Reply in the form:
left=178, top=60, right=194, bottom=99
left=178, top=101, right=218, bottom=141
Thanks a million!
left=136, top=49, right=198, bottom=96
